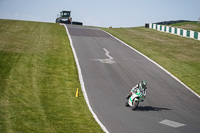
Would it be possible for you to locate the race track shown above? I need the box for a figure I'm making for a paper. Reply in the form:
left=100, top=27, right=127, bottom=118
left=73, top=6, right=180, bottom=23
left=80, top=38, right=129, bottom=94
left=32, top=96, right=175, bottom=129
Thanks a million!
left=65, top=24, right=200, bottom=133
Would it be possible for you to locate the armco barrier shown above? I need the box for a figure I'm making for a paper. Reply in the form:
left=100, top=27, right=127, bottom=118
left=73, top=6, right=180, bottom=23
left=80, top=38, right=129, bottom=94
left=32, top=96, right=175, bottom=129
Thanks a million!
left=148, top=23, right=200, bottom=41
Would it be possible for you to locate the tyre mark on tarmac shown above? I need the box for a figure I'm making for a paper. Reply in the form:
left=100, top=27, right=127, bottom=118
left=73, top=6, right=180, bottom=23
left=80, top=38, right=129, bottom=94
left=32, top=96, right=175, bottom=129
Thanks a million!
left=94, top=48, right=116, bottom=64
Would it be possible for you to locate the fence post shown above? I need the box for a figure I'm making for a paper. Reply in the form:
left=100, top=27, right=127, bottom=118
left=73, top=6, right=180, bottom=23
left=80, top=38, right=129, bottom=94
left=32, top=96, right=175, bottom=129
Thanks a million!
left=198, top=32, right=200, bottom=40
left=175, top=28, right=177, bottom=34
left=183, top=30, right=187, bottom=37
left=169, top=27, right=172, bottom=33
left=194, top=31, right=198, bottom=39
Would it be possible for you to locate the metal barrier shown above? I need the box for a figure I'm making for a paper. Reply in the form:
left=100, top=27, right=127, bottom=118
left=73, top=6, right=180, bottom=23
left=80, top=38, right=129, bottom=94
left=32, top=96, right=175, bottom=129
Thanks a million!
left=147, top=23, right=200, bottom=41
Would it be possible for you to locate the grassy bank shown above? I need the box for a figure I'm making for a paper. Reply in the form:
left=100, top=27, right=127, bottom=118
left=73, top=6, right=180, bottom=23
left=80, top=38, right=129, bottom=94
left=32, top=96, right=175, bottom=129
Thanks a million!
left=101, top=26, right=200, bottom=95
left=0, top=19, right=103, bottom=133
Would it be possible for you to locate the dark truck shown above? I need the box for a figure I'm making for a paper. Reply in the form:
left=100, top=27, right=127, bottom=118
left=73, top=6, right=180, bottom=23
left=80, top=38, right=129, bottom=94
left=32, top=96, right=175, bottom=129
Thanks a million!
left=56, top=11, right=83, bottom=25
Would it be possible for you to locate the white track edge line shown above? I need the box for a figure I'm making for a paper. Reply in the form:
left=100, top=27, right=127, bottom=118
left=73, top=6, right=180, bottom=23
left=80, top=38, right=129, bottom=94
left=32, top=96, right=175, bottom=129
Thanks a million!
left=61, top=24, right=109, bottom=133
left=99, top=28, right=200, bottom=99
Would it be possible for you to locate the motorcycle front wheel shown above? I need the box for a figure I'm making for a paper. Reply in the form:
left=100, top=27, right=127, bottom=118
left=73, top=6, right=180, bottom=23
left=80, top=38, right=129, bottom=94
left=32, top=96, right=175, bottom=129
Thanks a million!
left=131, top=100, right=139, bottom=110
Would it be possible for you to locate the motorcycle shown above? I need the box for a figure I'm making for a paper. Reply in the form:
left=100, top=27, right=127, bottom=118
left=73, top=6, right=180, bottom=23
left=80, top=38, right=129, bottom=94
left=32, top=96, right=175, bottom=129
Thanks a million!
left=125, top=88, right=145, bottom=110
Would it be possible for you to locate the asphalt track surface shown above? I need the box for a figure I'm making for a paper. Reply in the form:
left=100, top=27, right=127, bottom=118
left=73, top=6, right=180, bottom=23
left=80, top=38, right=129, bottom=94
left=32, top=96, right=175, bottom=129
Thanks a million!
left=66, top=24, right=200, bottom=133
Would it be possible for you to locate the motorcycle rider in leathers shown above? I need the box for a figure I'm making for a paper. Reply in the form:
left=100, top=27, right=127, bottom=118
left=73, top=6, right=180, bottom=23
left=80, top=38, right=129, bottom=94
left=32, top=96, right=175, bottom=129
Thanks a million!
left=126, top=81, right=147, bottom=101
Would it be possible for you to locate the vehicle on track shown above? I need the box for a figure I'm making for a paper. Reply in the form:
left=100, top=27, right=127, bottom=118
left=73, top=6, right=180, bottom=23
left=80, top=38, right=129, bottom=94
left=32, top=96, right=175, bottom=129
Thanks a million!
left=56, top=10, right=83, bottom=25
left=125, top=89, right=146, bottom=110
left=125, top=81, right=147, bottom=110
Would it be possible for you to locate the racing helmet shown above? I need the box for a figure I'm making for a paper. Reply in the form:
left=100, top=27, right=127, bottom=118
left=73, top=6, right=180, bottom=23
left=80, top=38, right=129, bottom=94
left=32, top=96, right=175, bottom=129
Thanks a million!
left=141, top=81, right=147, bottom=89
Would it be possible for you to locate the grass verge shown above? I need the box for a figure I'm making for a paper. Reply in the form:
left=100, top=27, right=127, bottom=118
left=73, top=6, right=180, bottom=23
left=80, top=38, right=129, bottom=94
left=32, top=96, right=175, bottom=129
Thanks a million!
left=0, top=19, right=103, bottom=133
left=101, top=26, right=200, bottom=95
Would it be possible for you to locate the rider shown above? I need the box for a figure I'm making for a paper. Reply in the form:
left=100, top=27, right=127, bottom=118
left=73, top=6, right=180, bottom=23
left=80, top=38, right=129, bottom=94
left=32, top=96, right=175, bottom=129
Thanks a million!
left=126, top=81, right=147, bottom=101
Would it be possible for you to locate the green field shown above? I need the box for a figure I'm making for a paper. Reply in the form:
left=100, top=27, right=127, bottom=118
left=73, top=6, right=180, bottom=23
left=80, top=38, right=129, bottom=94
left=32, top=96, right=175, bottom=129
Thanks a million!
left=101, top=26, right=200, bottom=95
left=0, top=19, right=103, bottom=133
left=170, top=22, right=200, bottom=32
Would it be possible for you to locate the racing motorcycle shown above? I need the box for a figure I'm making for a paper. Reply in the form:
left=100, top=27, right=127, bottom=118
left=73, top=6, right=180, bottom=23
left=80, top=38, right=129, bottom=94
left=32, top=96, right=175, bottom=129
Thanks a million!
left=125, top=88, right=145, bottom=110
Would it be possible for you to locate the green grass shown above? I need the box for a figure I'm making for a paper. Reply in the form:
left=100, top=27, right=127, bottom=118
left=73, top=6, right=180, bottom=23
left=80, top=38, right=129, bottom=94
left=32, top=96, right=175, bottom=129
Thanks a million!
left=101, top=26, right=200, bottom=95
left=0, top=19, right=103, bottom=133
left=170, top=22, right=200, bottom=32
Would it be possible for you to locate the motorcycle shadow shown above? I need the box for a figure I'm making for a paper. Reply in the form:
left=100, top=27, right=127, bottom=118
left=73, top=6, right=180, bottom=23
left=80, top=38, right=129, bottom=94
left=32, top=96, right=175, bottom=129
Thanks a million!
left=135, top=106, right=171, bottom=111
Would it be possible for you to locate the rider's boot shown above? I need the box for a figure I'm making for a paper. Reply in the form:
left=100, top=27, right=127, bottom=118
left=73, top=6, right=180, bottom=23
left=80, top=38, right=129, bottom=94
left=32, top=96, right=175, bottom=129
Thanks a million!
left=126, top=94, right=131, bottom=99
